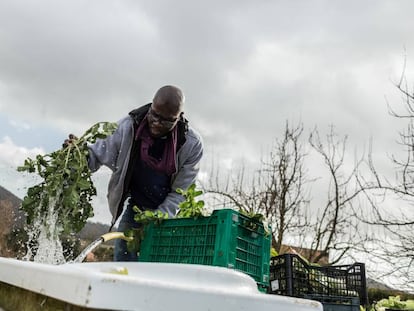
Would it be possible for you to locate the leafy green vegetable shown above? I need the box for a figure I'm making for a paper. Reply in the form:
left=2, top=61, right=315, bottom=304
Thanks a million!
left=17, top=121, right=117, bottom=235
left=126, top=207, right=169, bottom=254
left=270, top=247, right=278, bottom=257
left=176, top=183, right=205, bottom=218
left=237, top=208, right=272, bottom=237
left=374, top=295, right=410, bottom=310
left=126, top=183, right=205, bottom=254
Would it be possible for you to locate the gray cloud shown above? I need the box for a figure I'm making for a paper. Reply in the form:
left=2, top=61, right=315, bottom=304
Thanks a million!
left=1, top=0, right=414, bottom=222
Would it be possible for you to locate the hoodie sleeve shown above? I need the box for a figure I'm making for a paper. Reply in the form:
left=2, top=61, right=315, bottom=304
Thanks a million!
left=156, top=128, right=204, bottom=217
left=87, top=116, right=132, bottom=172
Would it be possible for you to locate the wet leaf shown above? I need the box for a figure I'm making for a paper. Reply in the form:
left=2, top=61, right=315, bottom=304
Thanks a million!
left=17, top=122, right=117, bottom=234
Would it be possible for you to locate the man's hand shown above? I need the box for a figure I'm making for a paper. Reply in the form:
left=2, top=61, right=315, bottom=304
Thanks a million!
left=62, top=134, right=78, bottom=148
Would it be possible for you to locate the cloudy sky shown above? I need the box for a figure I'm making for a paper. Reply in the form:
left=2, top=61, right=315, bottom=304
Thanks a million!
left=1, top=0, right=413, bottom=224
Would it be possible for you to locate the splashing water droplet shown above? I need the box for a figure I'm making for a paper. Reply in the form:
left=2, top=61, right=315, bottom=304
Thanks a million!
left=22, top=196, right=66, bottom=265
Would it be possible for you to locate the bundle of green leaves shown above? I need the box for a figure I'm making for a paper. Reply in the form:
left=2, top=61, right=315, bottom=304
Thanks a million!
left=126, top=208, right=169, bottom=253
left=176, top=183, right=205, bottom=218
left=373, top=296, right=414, bottom=310
left=17, top=122, right=117, bottom=234
left=126, top=183, right=205, bottom=254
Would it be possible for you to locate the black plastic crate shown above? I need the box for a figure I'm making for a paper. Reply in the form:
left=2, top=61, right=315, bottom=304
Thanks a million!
left=268, top=254, right=368, bottom=306
left=304, top=295, right=360, bottom=311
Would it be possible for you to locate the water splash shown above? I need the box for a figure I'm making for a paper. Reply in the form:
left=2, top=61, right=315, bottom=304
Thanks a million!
left=33, top=213, right=65, bottom=265
left=22, top=196, right=66, bottom=264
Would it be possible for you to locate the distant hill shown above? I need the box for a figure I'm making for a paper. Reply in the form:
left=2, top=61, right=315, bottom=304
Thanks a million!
left=79, top=221, right=111, bottom=242
left=0, top=185, right=25, bottom=256
left=0, top=185, right=21, bottom=208
left=367, top=278, right=395, bottom=291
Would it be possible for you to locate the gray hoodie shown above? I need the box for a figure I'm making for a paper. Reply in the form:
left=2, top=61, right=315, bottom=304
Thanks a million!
left=87, top=104, right=203, bottom=227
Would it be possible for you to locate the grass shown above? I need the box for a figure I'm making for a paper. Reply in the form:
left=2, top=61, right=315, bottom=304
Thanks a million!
left=0, top=281, right=109, bottom=311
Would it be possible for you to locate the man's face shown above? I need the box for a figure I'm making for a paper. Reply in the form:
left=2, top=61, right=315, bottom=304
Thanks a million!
left=147, top=101, right=181, bottom=138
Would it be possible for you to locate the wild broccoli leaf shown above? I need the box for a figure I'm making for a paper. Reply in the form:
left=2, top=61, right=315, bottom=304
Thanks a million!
left=18, top=121, right=117, bottom=235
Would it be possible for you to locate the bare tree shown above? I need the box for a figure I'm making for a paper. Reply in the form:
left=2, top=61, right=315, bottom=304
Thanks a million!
left=205, top=121, right=311, bottom=253
left=258, top=122, right=311, bottom=252
left=360, top=68, right=414, bottom=289
left=305, top=126, right=366, bottom=265
left=205, top=121, right=369, bottom=266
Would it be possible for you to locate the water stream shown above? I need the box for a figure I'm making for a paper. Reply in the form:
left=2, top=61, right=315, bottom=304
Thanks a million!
left=71, top=237, right=104, bottom=263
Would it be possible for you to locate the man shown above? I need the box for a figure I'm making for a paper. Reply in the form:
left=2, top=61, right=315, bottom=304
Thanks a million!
left=86, top=85, right=203, bottom=261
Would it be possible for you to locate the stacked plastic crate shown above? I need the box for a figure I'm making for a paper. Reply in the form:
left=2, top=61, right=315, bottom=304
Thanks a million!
left=138, top=209, right=271, bottom=291
left=268, top=254, right=368, bottom=311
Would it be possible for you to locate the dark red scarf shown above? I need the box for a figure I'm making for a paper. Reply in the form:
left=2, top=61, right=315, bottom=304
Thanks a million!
left=134, top=115, right=178, bottom=175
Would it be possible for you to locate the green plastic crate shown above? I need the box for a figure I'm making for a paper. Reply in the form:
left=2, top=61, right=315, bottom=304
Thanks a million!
left=138, top=209, right=271, bottom=288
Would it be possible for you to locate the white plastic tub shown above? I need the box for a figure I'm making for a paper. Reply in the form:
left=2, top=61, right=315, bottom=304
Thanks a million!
left=0, top=257, right=322, bottom=311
